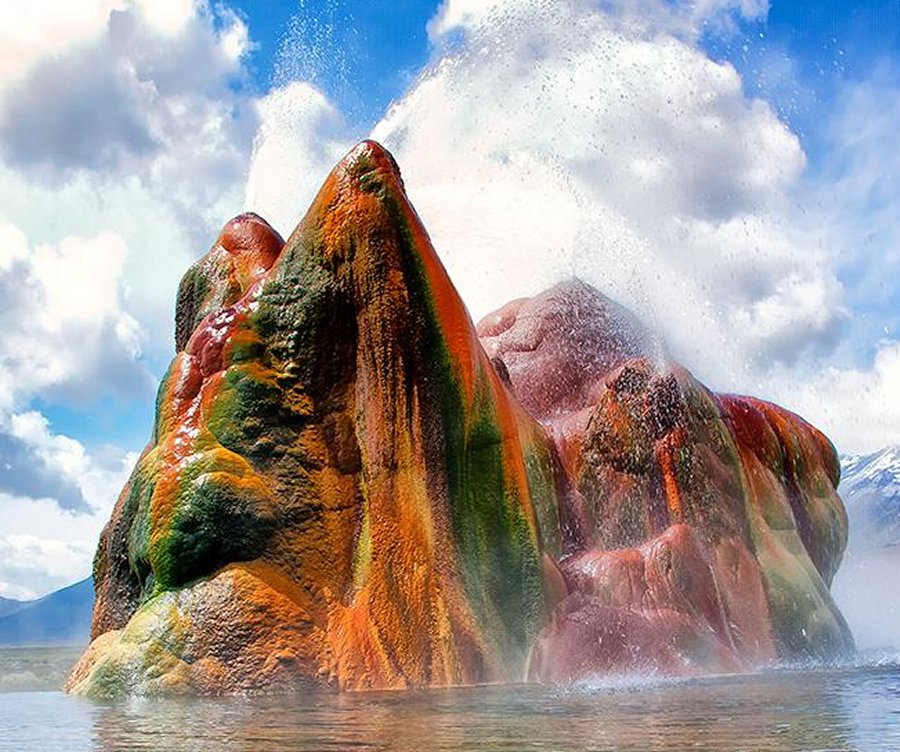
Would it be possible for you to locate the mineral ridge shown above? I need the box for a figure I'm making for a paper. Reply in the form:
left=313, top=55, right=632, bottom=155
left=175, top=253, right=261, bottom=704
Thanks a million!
left=67, top=142, right=853, bottom=697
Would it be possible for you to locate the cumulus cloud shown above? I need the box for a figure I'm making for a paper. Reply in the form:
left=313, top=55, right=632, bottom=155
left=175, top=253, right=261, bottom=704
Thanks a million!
left=0, top=441, right=83, bottom=516
left=244, top=81, right=353, bottom=235
left=427, top=0, right=769, bottom=42
left=0, top=1, right=120, bottom=83
left=0, top=216, right=150, bottom=409
left=0, top=0, right=261, bottom=372
left=812, top=63, right=900, bottom=342
left=738, top=62, right=900, bottom=454
left=0, top=167, right=201, bottom=373
left=5, top=412, right=105, bottom=510
left=0, top=1, right=255, bottom=242
left=0, top=533, right=96, bottom=601
left=371, top=0, right=844, bottom=394
left=0, top=45, right=159, bottom=175
left=778, top=341, right=900, bottom=456
left=0, top=463, right=135, bottom=599
left=0, top=1, right=214, bottom=87
left=0, top=426, right=137, bottom=598
left=0, top=0, right=261, bottom=597
left=0, top=411, right=138, bottom=596
left=0, top=214, right=147, bottom=536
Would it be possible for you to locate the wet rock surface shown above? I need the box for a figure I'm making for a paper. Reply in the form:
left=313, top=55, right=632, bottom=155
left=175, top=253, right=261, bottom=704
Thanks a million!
left=68, top=142, right=853, bottom=698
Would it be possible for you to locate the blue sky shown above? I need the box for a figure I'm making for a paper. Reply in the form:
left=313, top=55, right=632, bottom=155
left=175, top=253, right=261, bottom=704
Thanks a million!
left=239, top=0, right=435, bottom=123
left=0, top=0, right=898, bottom=598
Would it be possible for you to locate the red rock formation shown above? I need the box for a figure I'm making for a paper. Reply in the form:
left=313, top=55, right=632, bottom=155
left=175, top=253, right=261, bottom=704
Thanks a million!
left=480, top=281, right=852, bottom=680
left=69, top=142, right=561, bottom=697
left=68, top=144, right=852, bottom=698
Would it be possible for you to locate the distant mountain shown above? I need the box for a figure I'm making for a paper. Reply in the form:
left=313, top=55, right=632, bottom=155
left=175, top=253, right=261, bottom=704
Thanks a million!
left=840, top=447, right=900, bottom=550
left=0, top=596, right=28, bottom=619
left=0, top=578, right=93, bottom=647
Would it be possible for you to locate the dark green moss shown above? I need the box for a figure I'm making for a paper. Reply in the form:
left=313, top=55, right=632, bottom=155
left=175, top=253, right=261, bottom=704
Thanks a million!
left=151, top=472, right=276, bottom=589
left=763, top=564, right=854, bottom=660
left=126, top=471, right=155, bottom=601
left=447, top=398, right=542, bottom=655
left=208, top=365, right=286, bottom=456
left=385, top=196, right=546, bottom=666
left=174, top=264, right=211, bottom=351
left=522, top=440, right=563, bottom=558
left=254, top=241, right=355, bottom=400
left=227, top=333, right=266, bottom=364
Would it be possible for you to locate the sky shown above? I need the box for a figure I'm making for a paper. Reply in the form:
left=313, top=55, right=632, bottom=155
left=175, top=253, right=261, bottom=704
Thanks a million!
left=0, top=0, right=897, bottom=599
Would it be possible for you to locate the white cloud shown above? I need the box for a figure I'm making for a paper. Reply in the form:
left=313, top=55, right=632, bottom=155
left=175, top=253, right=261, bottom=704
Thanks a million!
left=742, top=63, right=900, bottom=454
left=0, top=0, right=259, bottom=369
left=776, top=341, right=900, bottom=456
left=372, top=0, right=841, bottom=395
left=427, top=0, right=769, bottom=43
left=812, top=64, right=900, bottom=339
left=0, top=0, right=258, bottom=369
left=0, top=532, right=95, bottom=600
left=8, top=414, right=90, bottom=489
left=0, top=408, right=138, bottom=597
left=0, top=2, right=245, bottom=87
left=0, top=421, right=138, bottom=598
left=0, top=1, right=253, bottom=191
left=0, top=0, right=120, bottom=84
left=217, top=6, right=253, bottom=62
left=0, top=444, right=137, bottom=599
left=132, top=0, right=196, bottom=38
left=0, top=168, right=197, bottom=371
left=0, top=0, right=263, bottom=598
left=426, top=0, right=512, bottom=39
left=5, top=413, right=138, bottom=512
left=0, top=216, right=149, bottom=410
left=239, top=0, right=845, bottom=416
left=244, top=81, right=352, bottom=236
left=244, top=3, right=885, bottom=464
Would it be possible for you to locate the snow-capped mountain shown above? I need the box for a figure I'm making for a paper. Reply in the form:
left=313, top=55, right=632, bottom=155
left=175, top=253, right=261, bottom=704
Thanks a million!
left=840, top=446, right=900, bottom=550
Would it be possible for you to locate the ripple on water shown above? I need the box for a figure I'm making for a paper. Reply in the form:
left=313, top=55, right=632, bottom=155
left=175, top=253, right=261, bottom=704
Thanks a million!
left=1, top=651, right=899, bottom=752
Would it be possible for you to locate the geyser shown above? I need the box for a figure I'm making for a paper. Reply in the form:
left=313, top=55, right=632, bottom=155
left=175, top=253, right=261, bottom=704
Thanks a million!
left=67, top=141, right=852, bottom=698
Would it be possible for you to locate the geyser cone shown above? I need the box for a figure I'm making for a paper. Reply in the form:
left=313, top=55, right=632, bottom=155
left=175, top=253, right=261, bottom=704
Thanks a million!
left=68, top=141, right=562, bottom=697
left=69, top=141, right=852, bottom=698
left=478, top=285, right=853, bottom=678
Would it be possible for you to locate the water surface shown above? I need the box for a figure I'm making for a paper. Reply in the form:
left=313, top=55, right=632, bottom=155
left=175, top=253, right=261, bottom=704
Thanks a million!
left=2, top=649, right=898, bottom=751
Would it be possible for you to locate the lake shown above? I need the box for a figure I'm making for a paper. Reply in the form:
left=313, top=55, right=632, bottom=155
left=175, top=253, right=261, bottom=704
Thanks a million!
left=1, top=648, right=899, bottom=751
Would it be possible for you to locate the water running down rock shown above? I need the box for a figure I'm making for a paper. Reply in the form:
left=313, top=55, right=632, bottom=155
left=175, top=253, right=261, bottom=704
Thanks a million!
left=67, top=141, right=853, bottom=698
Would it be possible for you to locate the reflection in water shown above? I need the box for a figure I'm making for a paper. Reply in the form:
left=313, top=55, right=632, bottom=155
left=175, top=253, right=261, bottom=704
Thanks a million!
left=838, top=664, right=900, bottom=752
left=2, top=663, right=899, bottom=751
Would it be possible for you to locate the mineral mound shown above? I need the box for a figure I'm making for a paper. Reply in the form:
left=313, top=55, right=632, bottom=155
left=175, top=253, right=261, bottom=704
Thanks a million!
left=67, top=141, right=853, bottom=698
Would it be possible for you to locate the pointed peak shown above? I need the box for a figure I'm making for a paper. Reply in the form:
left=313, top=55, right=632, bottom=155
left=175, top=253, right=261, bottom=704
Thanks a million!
left=334, top=140, right=406, bottom=195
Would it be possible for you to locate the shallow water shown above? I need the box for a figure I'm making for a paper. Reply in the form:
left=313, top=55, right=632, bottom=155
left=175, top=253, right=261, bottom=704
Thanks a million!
left=0, top=647, right=84, bottom=693
left=2, top=650, right=899, bottom=751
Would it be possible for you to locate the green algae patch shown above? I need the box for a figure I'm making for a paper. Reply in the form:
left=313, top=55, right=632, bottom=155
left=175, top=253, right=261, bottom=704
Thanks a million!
left=150, top=465, right=277, bottom=590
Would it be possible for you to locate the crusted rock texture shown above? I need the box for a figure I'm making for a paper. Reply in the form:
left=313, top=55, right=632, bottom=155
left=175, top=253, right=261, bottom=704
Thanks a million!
left=480, top=282, right=851, bottom=679
left=68, top=142, right=852, bottom=698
